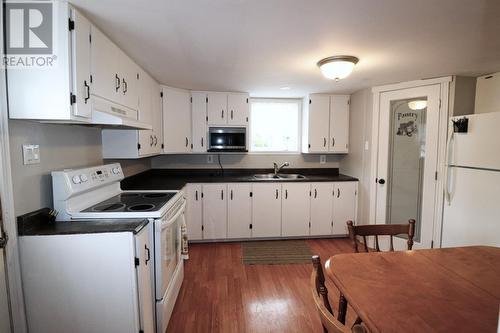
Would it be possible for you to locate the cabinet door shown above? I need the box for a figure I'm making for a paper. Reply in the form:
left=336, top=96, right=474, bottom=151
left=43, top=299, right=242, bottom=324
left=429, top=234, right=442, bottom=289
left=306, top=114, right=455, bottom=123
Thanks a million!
left=185, top=184, right=203, bottom=241
left=135, top=224, right=155, bottom=333
left=329, top=95, right=350, bottom=153
left=282, top=183, right=310, bottom=237
left=70, top=8, right=92, bottom=119
left=90, top=26, right=120, bottom=103
left=227, top=184, right=252, bottom=239
left=137, top=70, right=154, bottom=156
left=151, top=82, right=162, bottom=154
left=120, top=54, right=140, bottom=110
left=333, top=182, right=357, bottom=235
left=307, top=94, right=330, bottom=152
left=202, top=184, right=227, bottom=239
left=162, top=87, right=192, bottom=153
left=310, top=183, right=334, bottom=236
left=252, top=184, right=282, bottom=237
left=207, top=92, right=227, bottom=125
left=191, top=92, right=207, bottom=152
left=227, top=93, right=249, bottom=125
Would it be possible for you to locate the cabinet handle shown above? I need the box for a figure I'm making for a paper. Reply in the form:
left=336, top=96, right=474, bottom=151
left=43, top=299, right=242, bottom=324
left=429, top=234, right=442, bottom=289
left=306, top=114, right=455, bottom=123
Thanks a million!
left=332, top=137, right=336, bottom=147
left=285, top=189, right=288, bottom=199
left=185, top=137, right=188, bottom=147
left=122, top=78, right=127, bottom=94
left=201, top=137, right=204, bottom=147
left=231, top=110, right=233, bottom=119
left=230, top=190, right=233, bottom=200
left=144, top=244, right=151, bottom=265
left=323, top=138, right=326, bottom=147
left=84, top=80, right=90, bottom=103
left=337, top=188, right=340, bottom=198
left=221, top=189, right=224, bottom=200
left=314, top=189, right=317, bottom=198
left=275, top=189, right=279, bottom=199
left=150, top=135, right=154, bottom=146
left=154, top=135, right=158, bottom=146
left=221, top=109, right=224, bottom=119
left=115, top=74, right=120, bottom=92
left=195, top=190, right=198, bottom=201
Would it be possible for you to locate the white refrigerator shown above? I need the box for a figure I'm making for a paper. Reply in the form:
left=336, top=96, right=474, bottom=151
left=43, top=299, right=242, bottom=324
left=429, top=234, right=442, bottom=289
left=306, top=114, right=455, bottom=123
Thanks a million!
left=442, top=112, right=500, bottom=247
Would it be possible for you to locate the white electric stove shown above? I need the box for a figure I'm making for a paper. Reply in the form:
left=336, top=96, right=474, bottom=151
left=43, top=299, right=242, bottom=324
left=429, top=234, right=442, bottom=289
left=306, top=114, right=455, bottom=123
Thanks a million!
left=52, top=163, right=185, bottom=333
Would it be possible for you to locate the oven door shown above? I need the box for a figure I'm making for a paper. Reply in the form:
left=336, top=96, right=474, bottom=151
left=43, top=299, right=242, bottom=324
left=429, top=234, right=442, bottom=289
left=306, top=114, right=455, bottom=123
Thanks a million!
left=154, top=201, right=185, bottom=300
left=208, top=127, right=247, bottom=152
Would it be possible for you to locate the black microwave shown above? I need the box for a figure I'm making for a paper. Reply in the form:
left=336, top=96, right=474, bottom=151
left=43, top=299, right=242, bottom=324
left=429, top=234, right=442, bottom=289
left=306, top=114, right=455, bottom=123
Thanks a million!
left=208, top=127, right=247, bottom=152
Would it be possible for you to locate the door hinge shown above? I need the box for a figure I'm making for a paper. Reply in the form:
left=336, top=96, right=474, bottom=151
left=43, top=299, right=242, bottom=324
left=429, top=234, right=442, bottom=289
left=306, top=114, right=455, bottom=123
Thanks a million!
left=70, top=93, right=76, bottom=105
left=68, top=18, right=75, bottom=31
left=249, top=191, right=253, bottom=197
left=0, top=232, right=8, bottom=249
left=134, top=257, right=140, bottom=266
left=160, top=92, right=164, bottom=98
left=137, top=143, right=141, bottom=150
left=249, top=224, right=253, bottom=229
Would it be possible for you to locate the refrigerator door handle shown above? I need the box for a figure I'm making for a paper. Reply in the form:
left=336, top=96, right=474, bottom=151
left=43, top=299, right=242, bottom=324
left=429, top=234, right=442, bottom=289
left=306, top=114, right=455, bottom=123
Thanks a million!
left=444, top=130, right=455, bottom=205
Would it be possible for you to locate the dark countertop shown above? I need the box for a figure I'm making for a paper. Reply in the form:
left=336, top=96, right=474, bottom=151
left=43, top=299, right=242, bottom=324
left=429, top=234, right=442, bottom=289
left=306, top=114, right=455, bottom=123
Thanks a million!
left=18, top=208, right=148, bottom=236
left=121, top=168, right=358, bottom=191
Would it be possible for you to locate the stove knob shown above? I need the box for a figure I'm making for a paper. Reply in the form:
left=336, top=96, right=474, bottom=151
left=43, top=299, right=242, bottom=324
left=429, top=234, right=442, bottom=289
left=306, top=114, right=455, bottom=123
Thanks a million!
left=112, top=167, right=120, bottom=174
left=72, top=175, right=81, bottom=184
left=80, top=174, right=88, bottom=182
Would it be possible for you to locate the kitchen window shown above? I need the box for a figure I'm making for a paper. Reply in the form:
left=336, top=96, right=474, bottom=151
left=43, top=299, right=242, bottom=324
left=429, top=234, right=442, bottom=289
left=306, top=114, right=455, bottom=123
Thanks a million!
left=249, top=98, right=301, bottom=153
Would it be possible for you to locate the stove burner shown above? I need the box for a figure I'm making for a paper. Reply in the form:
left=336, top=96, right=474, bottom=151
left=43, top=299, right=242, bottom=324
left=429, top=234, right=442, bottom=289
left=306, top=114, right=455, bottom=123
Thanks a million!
left=128, top=204, right=156, bottom=211
left=142, top=193, right=169, bottom=198
left=92, top=203, right=126, bottom=212
left=120, top=193, right=140, bottom=198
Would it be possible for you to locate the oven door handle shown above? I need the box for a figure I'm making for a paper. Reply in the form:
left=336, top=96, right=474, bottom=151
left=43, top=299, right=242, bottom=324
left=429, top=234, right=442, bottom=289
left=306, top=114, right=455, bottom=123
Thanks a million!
left=161, top=201, right=187, bottom=230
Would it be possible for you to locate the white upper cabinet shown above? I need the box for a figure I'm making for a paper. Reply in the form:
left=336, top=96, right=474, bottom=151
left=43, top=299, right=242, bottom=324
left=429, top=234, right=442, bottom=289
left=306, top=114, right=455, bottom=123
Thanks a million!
left=252, top=184, right=282, bottom=238
left=227, top=184, right=252, bottom=239
left=7, top=3, right=92, bottom=122
left=281, top=183, right=311, bottom=237
left=163, top=87, right=192, bottom=153
left=191, top=92, right=208, bottom=153
left=207, top=92, right=227, bottom=125
left=302, top=94, right=350, bottom=154
left=333, top=182, right=358, bottom=235
left=329, top=95, right=350, bottom=153
left=227, top=93, right=250, bottom=125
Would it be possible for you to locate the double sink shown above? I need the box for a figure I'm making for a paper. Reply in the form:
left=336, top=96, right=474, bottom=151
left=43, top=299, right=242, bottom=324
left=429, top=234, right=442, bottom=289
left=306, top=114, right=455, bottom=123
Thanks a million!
left=253, top=173, right=306, bottom=180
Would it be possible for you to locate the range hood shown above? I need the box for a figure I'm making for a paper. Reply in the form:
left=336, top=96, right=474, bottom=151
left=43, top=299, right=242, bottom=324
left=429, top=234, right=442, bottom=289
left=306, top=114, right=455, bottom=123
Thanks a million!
left=90, top=96, right=152, bottom=130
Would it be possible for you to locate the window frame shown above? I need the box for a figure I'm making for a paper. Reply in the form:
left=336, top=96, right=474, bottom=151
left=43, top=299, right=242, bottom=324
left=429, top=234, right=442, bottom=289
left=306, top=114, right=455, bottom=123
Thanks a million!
left=248, top=98, right=303, bottom=154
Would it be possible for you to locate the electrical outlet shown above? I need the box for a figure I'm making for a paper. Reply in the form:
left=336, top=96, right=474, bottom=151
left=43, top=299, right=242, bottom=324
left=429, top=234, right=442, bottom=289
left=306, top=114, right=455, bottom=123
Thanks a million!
left=207, top=155, right=214, bottom=164
left=22, top=144, right=40, bottom=165
left=320, top=155, right=326, bottom=164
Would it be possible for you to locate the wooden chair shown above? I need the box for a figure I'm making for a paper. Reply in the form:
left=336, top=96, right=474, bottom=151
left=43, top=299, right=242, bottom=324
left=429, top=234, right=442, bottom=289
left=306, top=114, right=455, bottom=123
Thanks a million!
left=311, top=255, right=367, bottom=333
left=346, top=219, right=416, bottom=252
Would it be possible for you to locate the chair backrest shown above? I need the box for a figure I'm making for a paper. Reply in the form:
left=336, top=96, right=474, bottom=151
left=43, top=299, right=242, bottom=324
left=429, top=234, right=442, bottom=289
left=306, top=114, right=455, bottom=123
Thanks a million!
left=311, top=255, right=367, bottom=333
left=346, top=219, right=416, bottom=252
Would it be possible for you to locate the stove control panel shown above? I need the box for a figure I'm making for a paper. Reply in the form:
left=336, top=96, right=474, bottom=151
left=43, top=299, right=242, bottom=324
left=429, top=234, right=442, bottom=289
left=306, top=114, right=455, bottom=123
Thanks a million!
left=52, top=163, right=124, bottom=198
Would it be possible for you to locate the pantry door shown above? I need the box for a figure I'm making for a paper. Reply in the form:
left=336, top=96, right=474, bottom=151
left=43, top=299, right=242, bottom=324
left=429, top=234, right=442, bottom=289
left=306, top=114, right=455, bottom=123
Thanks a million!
left=375, top=84, right=442, bottom=250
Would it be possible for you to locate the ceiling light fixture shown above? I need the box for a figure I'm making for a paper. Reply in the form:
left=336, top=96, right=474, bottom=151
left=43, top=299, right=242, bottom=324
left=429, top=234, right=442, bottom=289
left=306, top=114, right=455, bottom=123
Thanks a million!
left=280, top=86, right=291, bottom=90
left=408, top=100, right=427, bottom=110
left=317, top=55, right=359, bottom=81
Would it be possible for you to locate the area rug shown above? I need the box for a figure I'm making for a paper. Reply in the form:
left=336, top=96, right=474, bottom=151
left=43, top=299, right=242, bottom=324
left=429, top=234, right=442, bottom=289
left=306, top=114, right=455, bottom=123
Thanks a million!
left=241, top=240, right=313, bottom=264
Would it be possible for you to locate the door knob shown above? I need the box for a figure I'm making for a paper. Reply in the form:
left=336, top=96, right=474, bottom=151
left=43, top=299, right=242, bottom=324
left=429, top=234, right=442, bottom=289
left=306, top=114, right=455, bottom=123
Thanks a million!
left=378, top=178, right=386, bottom=185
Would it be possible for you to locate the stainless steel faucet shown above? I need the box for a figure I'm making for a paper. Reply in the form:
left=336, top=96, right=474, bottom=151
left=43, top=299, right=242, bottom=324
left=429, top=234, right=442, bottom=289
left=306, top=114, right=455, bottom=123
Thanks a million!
left=273, top=162, right=289, bottom=176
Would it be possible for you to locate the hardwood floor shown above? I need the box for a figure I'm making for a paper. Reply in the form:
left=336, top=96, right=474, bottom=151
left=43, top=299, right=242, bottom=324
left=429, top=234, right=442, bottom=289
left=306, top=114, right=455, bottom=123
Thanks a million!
left=167, top=238, right=358, bottom=333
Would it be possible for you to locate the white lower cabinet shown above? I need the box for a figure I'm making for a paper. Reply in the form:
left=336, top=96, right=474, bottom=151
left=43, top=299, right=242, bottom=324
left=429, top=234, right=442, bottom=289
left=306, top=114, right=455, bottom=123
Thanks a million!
left=184, top=181, right=357, bottom=241
left=202, top=184, right=227, bottom=239
left=282, top=183, right=311, bottom=237
left=333, top=182, right=358, bottom=235
left=227, top=184, right=252, bottom=239
left=185, top=184, right=203, bottom=241
left=310, top=183, right=335, bottom=236
left=252, top=183, right=282, bottom=238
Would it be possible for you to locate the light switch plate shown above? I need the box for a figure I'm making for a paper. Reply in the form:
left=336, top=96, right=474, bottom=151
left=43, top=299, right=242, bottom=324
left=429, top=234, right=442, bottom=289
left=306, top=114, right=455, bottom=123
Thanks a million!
left=320, top=155, right=326, bottom=164
left=207, top=155, right=214, bottom=164
left=22, top=144, right=40, bottom=165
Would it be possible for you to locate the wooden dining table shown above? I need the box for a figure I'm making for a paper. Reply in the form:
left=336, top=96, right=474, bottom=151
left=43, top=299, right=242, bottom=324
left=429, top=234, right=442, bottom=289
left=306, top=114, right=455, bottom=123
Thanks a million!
left=325, top=246, right=500, bottom=333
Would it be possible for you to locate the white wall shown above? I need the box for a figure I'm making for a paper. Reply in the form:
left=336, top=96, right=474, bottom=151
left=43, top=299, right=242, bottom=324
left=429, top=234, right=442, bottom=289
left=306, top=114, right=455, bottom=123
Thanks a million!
left=152, top=153, right=343, bottom=169
left=339, top=88, right=372, bottom=225
left=8, top=120, right=150, bottom=216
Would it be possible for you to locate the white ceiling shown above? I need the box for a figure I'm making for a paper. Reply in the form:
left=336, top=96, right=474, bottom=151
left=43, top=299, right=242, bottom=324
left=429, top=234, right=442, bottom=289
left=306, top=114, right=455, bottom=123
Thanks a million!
left=72, top=0, right=500, bottom=97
